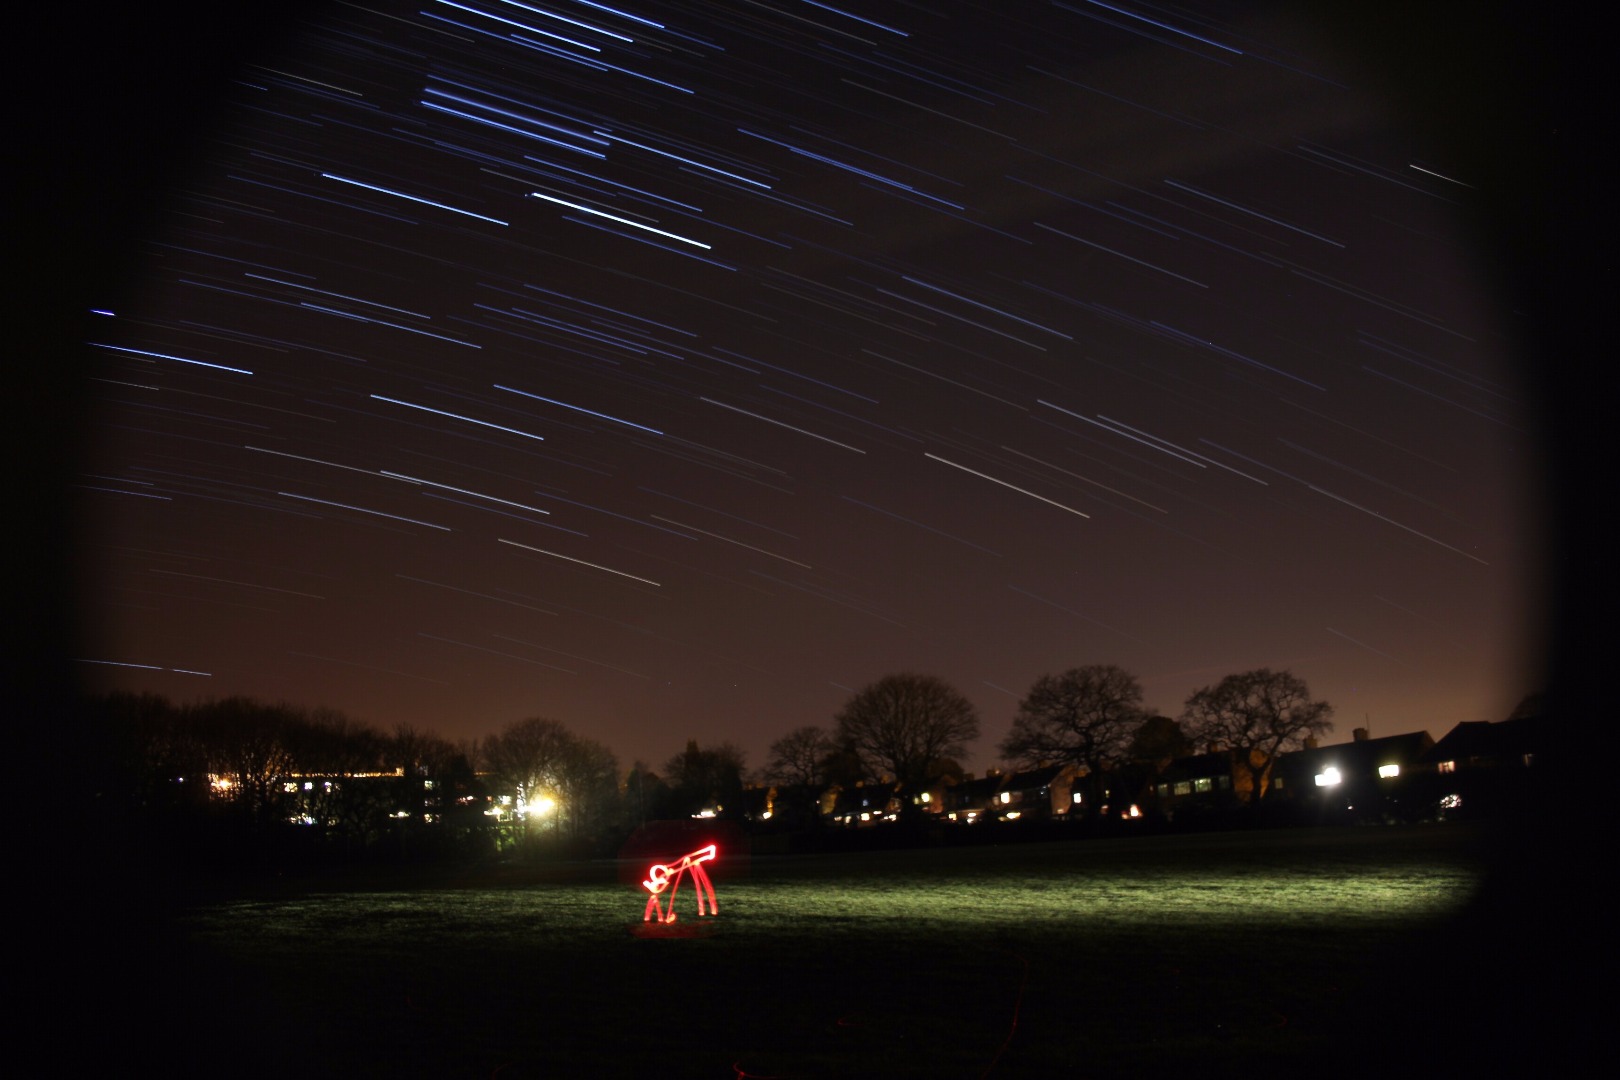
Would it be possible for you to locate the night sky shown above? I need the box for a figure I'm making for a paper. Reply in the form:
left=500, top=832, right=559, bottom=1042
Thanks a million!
left=68, top=0, right=1543, bottom=771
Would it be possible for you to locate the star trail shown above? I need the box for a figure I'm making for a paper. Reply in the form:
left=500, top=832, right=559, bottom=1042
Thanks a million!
left=74, top=0, right=1539, bottom=769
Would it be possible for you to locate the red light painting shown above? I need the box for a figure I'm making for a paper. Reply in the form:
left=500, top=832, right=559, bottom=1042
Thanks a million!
left=642, top=844, right=718, bottom=923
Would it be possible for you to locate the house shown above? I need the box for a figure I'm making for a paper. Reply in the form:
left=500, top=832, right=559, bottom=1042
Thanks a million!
left=828, top=780, right=901, bottom=826
left=995, top=763, right=1082, bottom=820
left=1149, top=748, right=1259, bottom=822
left=1427, top=716, right=1539, bottom=772
left=1420, top=715, right=1541, bottom=818
left=1271, top=728, right=1436, bottom=823
left=942, top=771, right=1005, bottom=823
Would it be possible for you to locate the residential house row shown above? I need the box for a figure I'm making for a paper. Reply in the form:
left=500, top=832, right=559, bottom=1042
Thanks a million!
left=753, top=713, right=1540, bottom=831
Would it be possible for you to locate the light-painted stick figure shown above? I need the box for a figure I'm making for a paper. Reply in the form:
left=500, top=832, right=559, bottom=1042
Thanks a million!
left=642, top=844, right=718, bottom=923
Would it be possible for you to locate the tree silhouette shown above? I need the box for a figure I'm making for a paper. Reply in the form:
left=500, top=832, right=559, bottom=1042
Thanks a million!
left=999, top=665, right=1147, bottom=818
left=481, top=716, right=575, bottom=840
left=834, top=673, right=980, bottom=806
left=1180, top=669, right=1334, bottom=802
left=190, top=697, right=300, bottom=824
left=551, top=734, right=619, bottom=841
left=765, top=725, right=834, bottom=788
left=1127, top=714, right=1193, bottom=764
left=764, top=725, right=837, bottom=825
left=662, top=739, right=746, bottom=819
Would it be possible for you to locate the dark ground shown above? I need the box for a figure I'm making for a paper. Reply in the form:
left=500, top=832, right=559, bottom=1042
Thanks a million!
left=53, top=822, right=1570, bottom=1079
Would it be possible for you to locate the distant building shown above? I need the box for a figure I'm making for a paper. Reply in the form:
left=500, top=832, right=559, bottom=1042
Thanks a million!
left=1151, top=748, right=1257, bottom=816
left=943, top=771, right=1004, bottom=823
left=1272, top=728, right=1435, bottom=823
left=996, top=763, right=1082, bottom=820
left=828, top=780, right=900, bottom=826
left=1420, top=715, right=1540, bottom=818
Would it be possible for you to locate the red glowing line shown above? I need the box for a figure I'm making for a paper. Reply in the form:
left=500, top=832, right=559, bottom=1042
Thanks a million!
left=642, top=844, right=719, bottom=923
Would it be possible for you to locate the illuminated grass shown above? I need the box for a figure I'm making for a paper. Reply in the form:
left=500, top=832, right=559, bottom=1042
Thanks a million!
left=172, top=825, right=1488, bottom=1078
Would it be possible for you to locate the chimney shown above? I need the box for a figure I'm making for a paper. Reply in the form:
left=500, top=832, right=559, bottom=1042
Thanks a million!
left=1353, top=728, right=1369, bottom=742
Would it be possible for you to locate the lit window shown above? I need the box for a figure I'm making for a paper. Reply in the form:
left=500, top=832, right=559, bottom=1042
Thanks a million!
left=999, top=791, right=1012, bottom=804
left=1173, top=781, right=1191, bottom=796
left=1194, top=777, right=1212, bottom=793
left=1378, top=764, right=1400, bottom=779
left=1315, top=767, right=1342, bottom=787
left=283, top=782, right=299, bottom=794
left=1438, top=760, right=1456, bottom=774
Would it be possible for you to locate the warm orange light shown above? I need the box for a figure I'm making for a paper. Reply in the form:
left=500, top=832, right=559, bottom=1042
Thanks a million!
left=642, top=844, right=719, bottom=923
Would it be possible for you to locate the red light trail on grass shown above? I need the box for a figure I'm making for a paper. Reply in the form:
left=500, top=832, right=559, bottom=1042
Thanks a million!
left=642, top=844, right=718, bottom=924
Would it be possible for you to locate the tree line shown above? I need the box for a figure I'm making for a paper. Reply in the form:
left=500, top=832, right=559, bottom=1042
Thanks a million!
left=80, top=691, right=757, bottom=862
left=81, top=664, right=1330, bottom=862
left=765, top=665, right=1332, bottom=819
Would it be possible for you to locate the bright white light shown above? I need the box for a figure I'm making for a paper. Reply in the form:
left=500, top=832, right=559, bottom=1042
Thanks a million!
left=919, top=792, right=931, bottom=803
left=1003, top=811, right=1021, bottom=821
left=1378, top=764, right=1400, bottom=778
left=1315, top=767, right=1342, bottom=787
left=1000, top=791, right=1011, bottom=804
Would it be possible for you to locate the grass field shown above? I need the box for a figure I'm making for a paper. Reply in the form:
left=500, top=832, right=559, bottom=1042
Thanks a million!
left=132, top=824, right=1497, bottom=1078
